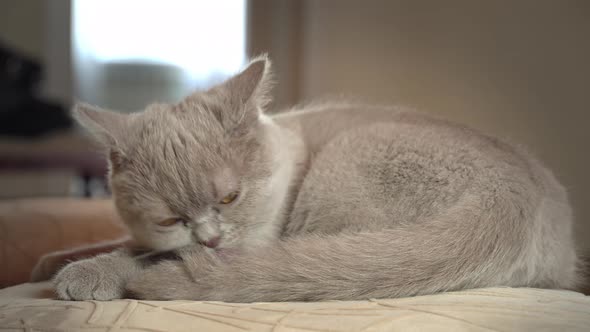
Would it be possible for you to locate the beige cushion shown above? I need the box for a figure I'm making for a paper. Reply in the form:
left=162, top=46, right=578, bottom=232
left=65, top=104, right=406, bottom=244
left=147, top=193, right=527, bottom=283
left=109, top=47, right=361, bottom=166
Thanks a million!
left=1, top=282, right=589, bottom=331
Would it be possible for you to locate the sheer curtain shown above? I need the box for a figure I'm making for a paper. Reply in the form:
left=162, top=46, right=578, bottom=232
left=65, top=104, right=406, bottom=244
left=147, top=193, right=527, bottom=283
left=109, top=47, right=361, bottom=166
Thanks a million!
left=72, top=0, right=246, bottom=112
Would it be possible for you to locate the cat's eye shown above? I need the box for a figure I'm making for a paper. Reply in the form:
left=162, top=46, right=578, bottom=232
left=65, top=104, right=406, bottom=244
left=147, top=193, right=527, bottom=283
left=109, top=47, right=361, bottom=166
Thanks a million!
left=219, top=191, right=239, bottom=204
left=157, top=218, right=184, bottom=227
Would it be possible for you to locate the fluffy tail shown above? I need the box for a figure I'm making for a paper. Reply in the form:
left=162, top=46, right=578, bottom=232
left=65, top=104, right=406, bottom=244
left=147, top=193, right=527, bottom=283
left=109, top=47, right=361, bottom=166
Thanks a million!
left=127, top=192, right=580, bottom=302
left=214, top=229, right=519, bottom=302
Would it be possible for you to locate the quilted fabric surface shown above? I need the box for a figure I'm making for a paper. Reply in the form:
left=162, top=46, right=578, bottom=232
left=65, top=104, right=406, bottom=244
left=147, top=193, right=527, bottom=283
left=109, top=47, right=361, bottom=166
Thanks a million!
left=1, top=282, right=589, bottom=331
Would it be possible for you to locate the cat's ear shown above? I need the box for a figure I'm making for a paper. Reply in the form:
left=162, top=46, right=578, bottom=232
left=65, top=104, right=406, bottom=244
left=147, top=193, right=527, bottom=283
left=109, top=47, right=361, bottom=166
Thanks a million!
left=73, top=103, right=130, bottom=170
left=219, top=55, right=273, bottom=109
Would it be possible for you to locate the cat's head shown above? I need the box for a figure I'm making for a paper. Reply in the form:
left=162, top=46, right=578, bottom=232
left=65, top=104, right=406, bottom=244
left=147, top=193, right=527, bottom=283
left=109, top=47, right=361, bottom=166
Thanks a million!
left=74, top=57, right=281, bottom=251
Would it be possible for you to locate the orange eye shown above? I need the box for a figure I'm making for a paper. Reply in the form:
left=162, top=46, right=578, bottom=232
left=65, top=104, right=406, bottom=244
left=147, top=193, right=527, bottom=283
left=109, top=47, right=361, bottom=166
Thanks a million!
left=219, top=191, right=239, bottom=204
left=157, top=218, right=183, bottom=227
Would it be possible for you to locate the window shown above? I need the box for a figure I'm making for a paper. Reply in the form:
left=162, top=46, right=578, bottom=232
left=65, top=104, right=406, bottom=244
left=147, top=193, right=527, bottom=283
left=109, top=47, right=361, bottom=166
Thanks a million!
left=72, top=0, right=246, bottom=111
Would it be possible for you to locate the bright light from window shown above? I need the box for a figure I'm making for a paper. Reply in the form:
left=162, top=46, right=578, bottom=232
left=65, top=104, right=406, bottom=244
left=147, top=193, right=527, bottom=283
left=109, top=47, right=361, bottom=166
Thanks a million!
left=73, top=0, right=246, bottom=79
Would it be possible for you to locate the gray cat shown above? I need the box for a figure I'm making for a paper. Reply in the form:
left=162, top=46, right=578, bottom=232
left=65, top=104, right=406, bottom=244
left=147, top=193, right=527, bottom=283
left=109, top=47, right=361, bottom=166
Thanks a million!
left=53, top=56, right=581, bottom=302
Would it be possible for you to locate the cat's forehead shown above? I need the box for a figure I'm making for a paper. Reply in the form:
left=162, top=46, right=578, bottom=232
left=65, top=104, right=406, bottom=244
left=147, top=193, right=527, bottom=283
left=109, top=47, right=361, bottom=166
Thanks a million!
left=122, top=102, right=237, bottom=173
left=131, top=103, right=225, bottom=148
left=114, top=96, right=259, bottom=194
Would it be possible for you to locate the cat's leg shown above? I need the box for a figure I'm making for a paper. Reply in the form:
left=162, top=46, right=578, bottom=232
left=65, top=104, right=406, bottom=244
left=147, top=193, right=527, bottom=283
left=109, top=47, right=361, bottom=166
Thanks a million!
left=31, top=236, right=135, bottom=282
left=53, top=246, right=194, bottom=301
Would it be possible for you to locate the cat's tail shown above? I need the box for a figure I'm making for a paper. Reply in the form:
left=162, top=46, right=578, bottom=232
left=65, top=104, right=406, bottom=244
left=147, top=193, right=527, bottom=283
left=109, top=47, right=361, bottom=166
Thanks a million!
left=219, top=220, right=579, bottom=301
left=211, top=227, right=526, bottom=302
left=127, top=198, right=580, bottom=302
left=130, top=207, right=576, bottom=302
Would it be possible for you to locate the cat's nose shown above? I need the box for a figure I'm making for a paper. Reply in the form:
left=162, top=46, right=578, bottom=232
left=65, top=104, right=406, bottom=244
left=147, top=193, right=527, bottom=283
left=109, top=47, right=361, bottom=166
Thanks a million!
left=200, top=236, right=221, bottom=248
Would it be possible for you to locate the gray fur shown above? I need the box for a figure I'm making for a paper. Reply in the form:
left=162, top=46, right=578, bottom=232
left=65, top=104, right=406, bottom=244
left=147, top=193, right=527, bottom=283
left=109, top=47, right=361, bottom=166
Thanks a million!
left=54, top=56, right=580, bottom=302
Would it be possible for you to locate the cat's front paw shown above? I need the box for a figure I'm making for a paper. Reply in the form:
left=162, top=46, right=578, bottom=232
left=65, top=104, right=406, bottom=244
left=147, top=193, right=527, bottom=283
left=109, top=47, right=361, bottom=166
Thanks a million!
left=53, top=252, right=137, bottom=301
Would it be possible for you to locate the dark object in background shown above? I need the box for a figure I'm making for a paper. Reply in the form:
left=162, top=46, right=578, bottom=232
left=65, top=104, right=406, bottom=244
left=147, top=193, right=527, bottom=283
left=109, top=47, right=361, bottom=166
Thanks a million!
left=0, top=41, right=72, bottom=138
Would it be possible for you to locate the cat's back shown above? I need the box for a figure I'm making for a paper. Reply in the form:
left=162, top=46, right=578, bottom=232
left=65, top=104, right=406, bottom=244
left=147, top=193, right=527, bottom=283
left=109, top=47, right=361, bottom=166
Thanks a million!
left=277, top=103, right=531, bottom=220
left=273, top=102, right=530, bottom=171
left=279, top=106, right=569, bottom=229
left=276, top=102, right=578, bottom=290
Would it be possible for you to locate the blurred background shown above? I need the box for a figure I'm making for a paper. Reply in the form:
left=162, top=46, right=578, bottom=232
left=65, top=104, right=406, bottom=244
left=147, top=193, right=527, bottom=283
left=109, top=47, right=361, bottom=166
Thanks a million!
left=0, top=0, right=588, bottom=250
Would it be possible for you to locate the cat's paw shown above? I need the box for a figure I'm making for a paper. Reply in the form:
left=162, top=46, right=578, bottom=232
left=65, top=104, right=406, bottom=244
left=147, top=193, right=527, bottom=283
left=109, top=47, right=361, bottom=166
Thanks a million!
left=53, top=252, right=136, bottom=301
